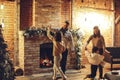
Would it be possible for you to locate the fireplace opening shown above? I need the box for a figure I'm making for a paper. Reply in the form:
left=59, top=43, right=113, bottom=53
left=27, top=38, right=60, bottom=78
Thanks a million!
left=40, top=42, right=53, bottom=68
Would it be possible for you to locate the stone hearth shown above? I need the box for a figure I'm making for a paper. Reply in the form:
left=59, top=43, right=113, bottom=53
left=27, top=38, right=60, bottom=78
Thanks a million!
left=24, top=36, right=76, bottom=75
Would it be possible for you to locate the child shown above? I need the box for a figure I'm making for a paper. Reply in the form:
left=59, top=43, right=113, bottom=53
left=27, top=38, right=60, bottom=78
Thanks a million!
left=47, top=26, right=67, bottom=80
left=85, top=47, right=105, bottom=66
left=85, top=47, right=105, bottom=79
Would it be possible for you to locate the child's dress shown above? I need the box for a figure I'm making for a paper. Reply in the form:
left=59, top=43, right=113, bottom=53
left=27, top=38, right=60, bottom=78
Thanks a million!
left=85, top=50, right=104, bottom=66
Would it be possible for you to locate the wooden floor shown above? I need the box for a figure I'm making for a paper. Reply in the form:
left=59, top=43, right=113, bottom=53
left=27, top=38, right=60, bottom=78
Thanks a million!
left=15, top=63, right=120, bottom=80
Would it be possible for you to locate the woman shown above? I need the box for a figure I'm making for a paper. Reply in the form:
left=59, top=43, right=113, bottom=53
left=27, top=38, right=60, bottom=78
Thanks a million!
left=85, top=26, right=106, bottom=79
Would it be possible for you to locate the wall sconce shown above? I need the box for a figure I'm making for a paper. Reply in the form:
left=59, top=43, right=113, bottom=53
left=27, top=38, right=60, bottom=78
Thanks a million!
left=0, top=4, right=4, bottom=28
left=0, top=4, right=4, bottom=10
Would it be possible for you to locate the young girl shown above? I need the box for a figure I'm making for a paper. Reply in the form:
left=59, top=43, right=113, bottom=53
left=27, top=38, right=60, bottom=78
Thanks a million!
left=47, top=26, right=67, bottom=80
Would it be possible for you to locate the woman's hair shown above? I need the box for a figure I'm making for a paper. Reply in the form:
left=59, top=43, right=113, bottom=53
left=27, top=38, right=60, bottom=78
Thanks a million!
left=93, top=26, right=101, bottom=37
left=55, top=31, right=61, bottom=42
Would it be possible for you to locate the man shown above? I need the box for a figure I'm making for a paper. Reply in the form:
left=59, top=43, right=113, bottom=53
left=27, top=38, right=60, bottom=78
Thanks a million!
left=60, top=21, right=74, bottom=74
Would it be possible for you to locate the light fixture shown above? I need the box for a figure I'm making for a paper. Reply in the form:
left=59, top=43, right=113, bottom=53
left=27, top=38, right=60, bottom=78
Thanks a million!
left=0, top=4, right=4, bottom=28
left=0, top=4, right=4, bottom=10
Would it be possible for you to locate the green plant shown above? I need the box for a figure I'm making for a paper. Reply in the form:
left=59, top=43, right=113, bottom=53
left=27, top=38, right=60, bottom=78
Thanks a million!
left=71, top=28, right=85, bottom=69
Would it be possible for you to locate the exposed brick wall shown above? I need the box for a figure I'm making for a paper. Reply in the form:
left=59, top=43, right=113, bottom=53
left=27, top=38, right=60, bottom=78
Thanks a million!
left=19, top=0, right=64, bottom=28
left=35, top=0, right=61, bottom=27
left=61, top=0, right=71, bottom=27
left=1, top=1, right=16, bottom=60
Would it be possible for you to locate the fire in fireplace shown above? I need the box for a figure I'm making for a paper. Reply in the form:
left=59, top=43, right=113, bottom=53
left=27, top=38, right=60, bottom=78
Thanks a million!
left=40, top=43, right=53, bottom=68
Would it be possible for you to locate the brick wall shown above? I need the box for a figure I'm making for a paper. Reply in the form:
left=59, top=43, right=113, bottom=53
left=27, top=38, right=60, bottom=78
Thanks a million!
left=0, top=1, right=16, bottom=60
left=35, top=0, right=61, bottom=27
left=20, top=0, right=62, bottom=28
left=61, top=0, right=71, bottom=27
left=35, top=0, right=72, bottom=27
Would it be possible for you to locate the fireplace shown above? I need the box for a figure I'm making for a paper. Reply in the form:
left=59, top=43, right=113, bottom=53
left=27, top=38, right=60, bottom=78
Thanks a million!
left=24, top=36, right=76, bottom=75
left=40, top=43, right=53, bottom=68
